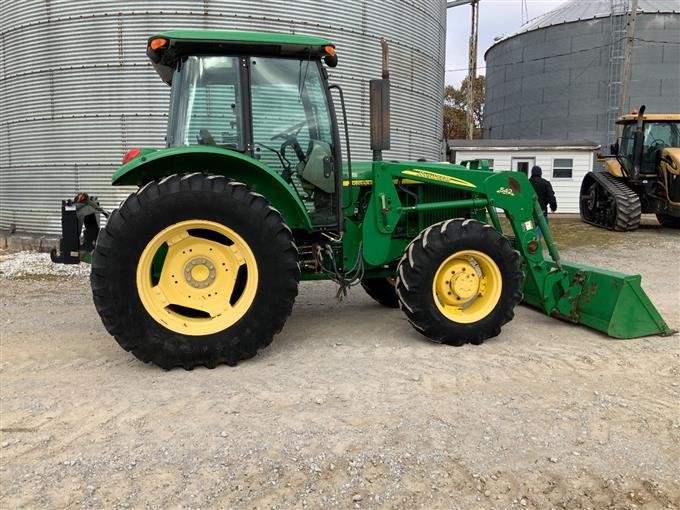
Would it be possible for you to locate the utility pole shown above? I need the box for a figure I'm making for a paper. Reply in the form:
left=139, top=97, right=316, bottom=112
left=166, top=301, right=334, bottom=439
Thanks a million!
left=618, top=0, right=639, bottom=118
left=466, top=0, right=479, bottom=140
left=446, top=0, right=480, bottom=140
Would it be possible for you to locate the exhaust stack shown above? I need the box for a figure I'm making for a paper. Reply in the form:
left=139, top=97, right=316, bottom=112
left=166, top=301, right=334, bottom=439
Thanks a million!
left=370, top=39, right=391, bottom=162
left=630, top=104, right=646, bottom=182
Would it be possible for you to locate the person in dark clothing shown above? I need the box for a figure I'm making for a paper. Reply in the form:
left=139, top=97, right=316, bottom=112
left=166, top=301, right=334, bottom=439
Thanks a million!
left=529, top=165, right=557, bottom=218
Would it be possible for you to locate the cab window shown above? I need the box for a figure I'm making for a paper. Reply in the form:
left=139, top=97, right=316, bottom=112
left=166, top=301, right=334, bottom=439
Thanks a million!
left=167, top=56, right=244, bottom=150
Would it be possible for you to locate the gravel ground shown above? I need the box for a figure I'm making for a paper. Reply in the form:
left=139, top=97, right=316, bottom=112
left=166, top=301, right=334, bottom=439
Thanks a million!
left=1, top=217, right=679, bottom=509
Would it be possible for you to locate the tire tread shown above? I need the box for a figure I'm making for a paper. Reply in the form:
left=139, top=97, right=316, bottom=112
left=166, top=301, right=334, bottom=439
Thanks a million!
left=90, top=173, right=300, bottom=369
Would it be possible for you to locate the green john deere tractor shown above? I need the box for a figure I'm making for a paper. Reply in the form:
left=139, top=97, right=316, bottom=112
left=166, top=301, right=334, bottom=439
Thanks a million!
left=50, top=30, right=674, bottom=369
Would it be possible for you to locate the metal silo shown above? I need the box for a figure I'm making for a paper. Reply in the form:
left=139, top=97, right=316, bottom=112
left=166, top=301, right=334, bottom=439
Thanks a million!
left=0, top=0, right=446, bottom=235
left=483, top=0, right=679, bottom=147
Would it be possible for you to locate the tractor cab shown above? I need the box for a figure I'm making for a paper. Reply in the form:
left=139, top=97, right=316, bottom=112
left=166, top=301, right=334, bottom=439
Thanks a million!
left=615, top=111, right=680, bottom=177
left=149, top=30, right=343, bottom=226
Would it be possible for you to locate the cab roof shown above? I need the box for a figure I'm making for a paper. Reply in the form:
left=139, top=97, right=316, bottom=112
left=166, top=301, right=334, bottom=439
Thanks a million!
left=617, top=112, right=680, bottom=124
left=153, top=29, right=333, bottom=48
left=147, top=29, right=335, bottom=84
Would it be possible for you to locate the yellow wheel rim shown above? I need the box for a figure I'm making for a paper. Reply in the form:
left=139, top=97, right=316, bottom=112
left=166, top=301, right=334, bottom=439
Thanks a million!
left=136, top=220, right=258, bottom=336
left=431, top=250, right=502, bottom=324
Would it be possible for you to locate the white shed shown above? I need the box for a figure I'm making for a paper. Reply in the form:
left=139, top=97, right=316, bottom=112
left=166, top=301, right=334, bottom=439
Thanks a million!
left=448, top=139, right=601, bottom=214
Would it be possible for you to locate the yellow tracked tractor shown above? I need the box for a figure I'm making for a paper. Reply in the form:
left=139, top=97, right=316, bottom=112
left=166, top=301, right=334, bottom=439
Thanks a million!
left=580, top=106, right=680, bottom=230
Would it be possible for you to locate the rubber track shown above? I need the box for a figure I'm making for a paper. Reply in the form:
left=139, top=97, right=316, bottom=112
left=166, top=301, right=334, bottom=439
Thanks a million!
left=583, top=172, right=641, bottom=231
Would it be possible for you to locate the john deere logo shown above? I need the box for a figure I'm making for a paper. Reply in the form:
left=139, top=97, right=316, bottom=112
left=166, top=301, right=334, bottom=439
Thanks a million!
left=402, top=169, right=476, bottom=189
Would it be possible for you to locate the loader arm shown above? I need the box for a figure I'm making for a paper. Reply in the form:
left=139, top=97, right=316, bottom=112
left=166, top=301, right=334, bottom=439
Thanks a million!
left=367, top=161, right=674, bottom=339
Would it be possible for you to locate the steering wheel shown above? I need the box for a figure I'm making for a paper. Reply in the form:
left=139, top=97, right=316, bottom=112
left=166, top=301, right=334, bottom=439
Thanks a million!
left=645, top=137, right=666, bottom=160
left=270, top=120, right=308, bottom=164
left=270, top=119, right=307, bottom=141
left=647, top=137, right=666, bottom=151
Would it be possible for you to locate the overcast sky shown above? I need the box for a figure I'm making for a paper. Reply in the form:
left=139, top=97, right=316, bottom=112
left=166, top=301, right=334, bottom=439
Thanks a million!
left=446, top=0, right=565, bottom=86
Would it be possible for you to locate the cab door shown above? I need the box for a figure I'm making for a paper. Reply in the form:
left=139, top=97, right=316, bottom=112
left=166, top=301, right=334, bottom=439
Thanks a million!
left=248, top=57, right=340, bottom=228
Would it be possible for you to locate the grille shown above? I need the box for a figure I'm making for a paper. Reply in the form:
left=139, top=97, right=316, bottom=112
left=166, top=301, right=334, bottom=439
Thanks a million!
left=395, top=183, right=476, bottom=237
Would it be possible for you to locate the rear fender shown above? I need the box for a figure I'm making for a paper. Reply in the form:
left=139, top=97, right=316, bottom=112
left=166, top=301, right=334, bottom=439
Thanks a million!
left=660, top=147, right=680, bottom=205
left=112, top=146, right=312, bottom=230
left=660, top=147, right=680, bottom=176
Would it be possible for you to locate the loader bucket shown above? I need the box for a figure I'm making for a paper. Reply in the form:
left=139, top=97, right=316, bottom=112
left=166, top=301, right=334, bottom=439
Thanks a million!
left=522, top=259, right=675, bottom=339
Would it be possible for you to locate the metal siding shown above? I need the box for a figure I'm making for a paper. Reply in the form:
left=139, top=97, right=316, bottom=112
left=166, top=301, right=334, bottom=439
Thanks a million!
left=0, top=0, right=446, bottom=234
left=484, top=7, right=679, bottom=149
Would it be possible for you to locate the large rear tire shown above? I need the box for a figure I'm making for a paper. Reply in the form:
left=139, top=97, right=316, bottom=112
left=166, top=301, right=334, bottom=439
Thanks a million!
left=396, top=219, right=522, bottom=345
left=90, top=173, right=300, bottom=369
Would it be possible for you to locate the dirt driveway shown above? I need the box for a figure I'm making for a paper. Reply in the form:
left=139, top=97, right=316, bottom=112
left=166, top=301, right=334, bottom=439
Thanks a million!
left=1, top=218, right=679, bottom=509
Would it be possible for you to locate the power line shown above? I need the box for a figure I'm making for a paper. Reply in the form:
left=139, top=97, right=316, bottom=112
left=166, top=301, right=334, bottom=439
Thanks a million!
left=635, top=37, right=680, bottom=45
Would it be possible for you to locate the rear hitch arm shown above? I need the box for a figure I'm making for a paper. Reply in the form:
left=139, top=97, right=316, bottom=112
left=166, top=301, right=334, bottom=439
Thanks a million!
left=50, top=194, right=108, bottom=265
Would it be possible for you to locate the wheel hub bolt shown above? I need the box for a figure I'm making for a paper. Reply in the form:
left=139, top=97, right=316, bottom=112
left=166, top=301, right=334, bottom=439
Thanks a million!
left=184, top=257, right=217, bottom=289
left=450, top=271, right=479, bottom=300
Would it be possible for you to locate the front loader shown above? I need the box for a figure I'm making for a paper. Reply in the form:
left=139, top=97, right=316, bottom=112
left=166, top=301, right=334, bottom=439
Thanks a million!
left=51, top=30, right=674, bottom=369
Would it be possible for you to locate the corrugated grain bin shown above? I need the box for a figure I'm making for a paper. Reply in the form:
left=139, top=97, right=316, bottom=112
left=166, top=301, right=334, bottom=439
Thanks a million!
left=0, top=0, right=446, bottom=235
left=483, top=0, right=679, bottom=147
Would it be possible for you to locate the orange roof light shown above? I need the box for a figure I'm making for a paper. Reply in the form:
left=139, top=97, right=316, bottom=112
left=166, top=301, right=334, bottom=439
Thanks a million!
left=150, top=38, right=168, bottom=51
left=324, top=45, right=336, bottom=57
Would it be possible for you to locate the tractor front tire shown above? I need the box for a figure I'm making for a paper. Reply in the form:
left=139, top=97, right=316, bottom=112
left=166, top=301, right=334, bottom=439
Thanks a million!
left=90, top=173, right=300, bottom=369
left=361, top=278, right=399, bottom=308
left=396, top=219, right=522, bottom=346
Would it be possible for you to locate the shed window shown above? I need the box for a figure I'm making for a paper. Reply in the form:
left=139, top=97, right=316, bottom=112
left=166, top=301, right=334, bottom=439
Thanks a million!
left=553, top=158, right=573, bottom=178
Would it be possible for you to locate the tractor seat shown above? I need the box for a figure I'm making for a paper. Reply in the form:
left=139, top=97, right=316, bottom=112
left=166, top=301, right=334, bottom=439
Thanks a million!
left=297, top=140, right=334, bottom=194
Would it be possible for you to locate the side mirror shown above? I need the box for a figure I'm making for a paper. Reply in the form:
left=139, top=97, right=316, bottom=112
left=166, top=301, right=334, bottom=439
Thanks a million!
left=324, top=54, right=338, bottom=68
left=323, top=45, right=338, bottom=68
left=610, top=141, right=619, bottom=156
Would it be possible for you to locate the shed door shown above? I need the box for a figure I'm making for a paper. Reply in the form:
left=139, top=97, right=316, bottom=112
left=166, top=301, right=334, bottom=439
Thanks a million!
left=511, top=157, right=535, bottom=175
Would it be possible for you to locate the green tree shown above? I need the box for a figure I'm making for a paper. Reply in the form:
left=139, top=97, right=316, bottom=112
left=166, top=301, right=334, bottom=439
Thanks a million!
left=443, top=75, right=485, bottom=141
